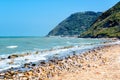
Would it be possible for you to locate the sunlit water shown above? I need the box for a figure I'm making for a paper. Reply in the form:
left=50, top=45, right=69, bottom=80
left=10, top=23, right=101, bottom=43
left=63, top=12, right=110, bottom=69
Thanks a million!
left=0, top=37, right=110, bottom=71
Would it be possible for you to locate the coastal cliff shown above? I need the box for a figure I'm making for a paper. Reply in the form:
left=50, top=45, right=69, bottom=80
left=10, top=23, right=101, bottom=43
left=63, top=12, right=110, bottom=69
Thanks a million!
left=47, top=11, right=102, bottom=37
left=80, top=1, right=120, bottom=38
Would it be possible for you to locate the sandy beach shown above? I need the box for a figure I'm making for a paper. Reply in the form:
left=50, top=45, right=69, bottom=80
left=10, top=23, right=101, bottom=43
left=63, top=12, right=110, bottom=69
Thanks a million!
left=0, top=42, right=120, bottom=80
left=51, top=44, right=120, bottom=80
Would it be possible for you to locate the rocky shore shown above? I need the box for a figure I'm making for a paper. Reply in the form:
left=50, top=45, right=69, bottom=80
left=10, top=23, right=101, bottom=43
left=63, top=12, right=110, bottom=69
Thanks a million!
left=0, top=43, right=120, bottom=80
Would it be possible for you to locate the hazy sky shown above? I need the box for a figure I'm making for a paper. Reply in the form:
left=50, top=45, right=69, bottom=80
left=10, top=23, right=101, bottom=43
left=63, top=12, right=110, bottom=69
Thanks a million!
left=0, top=0, right=119, bottom=36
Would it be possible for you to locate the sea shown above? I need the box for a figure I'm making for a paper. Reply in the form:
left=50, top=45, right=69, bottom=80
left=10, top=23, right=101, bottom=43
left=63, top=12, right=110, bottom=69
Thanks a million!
left=0, top=37, right=112, bottom=72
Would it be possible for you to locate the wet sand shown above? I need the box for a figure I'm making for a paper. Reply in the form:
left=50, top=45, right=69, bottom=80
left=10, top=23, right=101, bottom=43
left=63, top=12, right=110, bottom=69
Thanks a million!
left=0, top=43, right=120, bottom=80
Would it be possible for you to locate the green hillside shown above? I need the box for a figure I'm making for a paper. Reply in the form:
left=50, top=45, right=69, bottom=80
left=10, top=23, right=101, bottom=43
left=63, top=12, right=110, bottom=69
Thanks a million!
left=47, top=11, right=102, bottom=36
left=80, top=1, right=120, bottom=38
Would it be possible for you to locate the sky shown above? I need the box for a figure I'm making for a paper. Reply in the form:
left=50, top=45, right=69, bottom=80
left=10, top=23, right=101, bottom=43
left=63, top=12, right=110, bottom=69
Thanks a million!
left=0, top=0, right=119, bottom=36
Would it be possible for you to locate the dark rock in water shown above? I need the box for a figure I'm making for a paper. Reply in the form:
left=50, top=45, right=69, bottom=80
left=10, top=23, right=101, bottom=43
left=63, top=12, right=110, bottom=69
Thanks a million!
left=25, top=59, right=29, bottom=61
left=8, top=61, right=14, bottom=65
left=0, top=58, right=6, bottom=60
left=49, top=59, right=56, bottom=63
left=32, top=63, right=36, bottom=66
left=35, top=51, right=39, bottom=54
left=40, top=60, right=46, bottom=65
left=8, top=54, right=19, bottom=59
left=24, top=63, right=30, bottom=68
left=72, top=51, right=76, bottom=55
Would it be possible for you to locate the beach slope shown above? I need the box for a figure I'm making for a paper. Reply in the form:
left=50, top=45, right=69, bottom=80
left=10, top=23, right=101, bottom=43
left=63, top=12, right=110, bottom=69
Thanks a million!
left=0, top=43, right=120, bottom=80
left=51, top=44, right=120, bottom=80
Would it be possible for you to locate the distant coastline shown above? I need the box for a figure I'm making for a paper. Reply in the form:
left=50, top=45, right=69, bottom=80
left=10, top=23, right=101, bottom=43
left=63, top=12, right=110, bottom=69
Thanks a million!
left=0, top=36, right=42, bottom=38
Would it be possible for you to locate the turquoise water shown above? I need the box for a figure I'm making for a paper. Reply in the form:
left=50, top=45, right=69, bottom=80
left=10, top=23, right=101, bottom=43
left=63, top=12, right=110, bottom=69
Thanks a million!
left=0, top=37, right=109, bottom=71
left=0, top=37, right=107, bottom=55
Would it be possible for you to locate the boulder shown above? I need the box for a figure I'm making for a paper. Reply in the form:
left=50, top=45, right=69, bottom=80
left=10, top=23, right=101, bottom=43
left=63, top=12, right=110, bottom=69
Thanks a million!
left=8, top=55, right=19, bottom=59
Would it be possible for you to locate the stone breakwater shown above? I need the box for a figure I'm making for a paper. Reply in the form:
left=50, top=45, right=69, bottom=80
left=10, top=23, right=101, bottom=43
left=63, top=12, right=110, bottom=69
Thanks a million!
left=0, top=44, right=118, bottom=80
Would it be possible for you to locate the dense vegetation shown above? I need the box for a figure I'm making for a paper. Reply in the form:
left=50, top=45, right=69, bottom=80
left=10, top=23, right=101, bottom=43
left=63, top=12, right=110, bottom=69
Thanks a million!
left=47, top=11, right=102, bottom=36
left=80, top=1, right=120, bottom=38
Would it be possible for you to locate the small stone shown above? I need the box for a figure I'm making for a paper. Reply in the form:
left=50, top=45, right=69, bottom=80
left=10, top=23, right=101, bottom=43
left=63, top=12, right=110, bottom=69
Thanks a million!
left=87, top=64, right=91, bottom=67
left=82, top=67, right=85, bottom=70
left=22, top=76, right=28, bottom=80
left=5, top=75, right=13, bottom=79
left=0, top=75, right=4, bottom=79
left=35, top=51, right=39, bottom=54
left=95, top=72, right=101, bottom=75
left=32, top=63, right=36, bottom=66
left=8, top=61, right=14, bottom=65
left=39, top=78, right=43, bottom=80
left=25, top=59, right=29, bottom=61
left=27, top=71, right=33, bottom=76
left=40, top=61, right=46, bottom=64
left=8, top=54, right=19, bottom=59
left=24, top=63, right=30, bottom=68
left=0, top=58, right=6, bottom=60
left=78, top=64, right=82, bottom=68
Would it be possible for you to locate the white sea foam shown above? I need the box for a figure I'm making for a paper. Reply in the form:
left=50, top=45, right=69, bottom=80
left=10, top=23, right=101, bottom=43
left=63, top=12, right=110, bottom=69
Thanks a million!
left=0, top=45, right=97, bottom=72
left=0, top=37, right=111, bottom=72
left=6, top=46, right=18, bottom=49
left=104, top=41, right=120, bottom=45
left=0, top=38, right=112, bottom=72
left=113, top=41, right=120, bottom=44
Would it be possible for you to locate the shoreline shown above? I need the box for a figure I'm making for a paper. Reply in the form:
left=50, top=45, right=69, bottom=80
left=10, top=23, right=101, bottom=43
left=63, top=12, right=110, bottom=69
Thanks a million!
left=0, top=40, right=120, bottom=80
left=51, top=43, right=120, bottom=80
left=0, top=38, right=113, bottom=73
